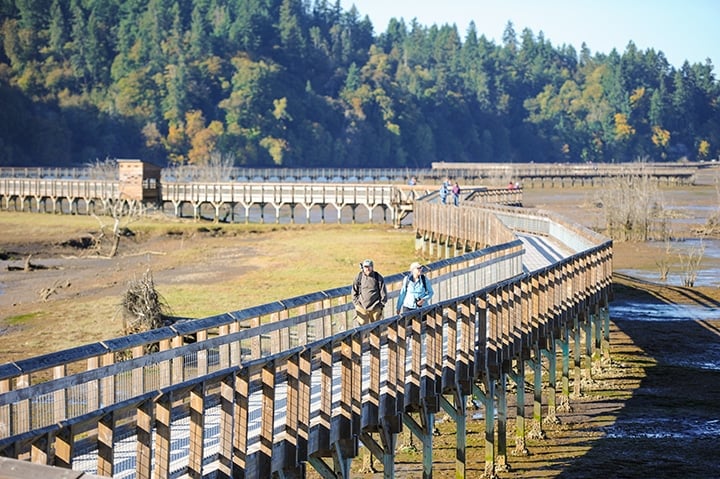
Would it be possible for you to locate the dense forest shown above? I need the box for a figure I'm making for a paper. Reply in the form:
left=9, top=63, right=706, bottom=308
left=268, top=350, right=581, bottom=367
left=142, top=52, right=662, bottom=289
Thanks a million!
left=0, top=0, right=718, bottom=168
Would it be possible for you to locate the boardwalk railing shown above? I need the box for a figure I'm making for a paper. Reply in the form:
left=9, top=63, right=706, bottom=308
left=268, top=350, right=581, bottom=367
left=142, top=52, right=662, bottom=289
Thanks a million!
left=0, top=177, right=520, bottom=226
left=0, top=202, right=612, bottom=478
left=0, top=179, right=121, bottom=213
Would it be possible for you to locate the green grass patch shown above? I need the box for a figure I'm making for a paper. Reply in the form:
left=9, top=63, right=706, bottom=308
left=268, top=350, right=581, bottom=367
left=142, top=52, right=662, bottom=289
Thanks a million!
left=4, top=312, right=40, bottom=325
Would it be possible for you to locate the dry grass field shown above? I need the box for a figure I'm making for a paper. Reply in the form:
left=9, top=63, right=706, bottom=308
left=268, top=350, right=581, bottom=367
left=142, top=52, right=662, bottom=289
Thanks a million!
left=0, top=218, right=419, bottom=364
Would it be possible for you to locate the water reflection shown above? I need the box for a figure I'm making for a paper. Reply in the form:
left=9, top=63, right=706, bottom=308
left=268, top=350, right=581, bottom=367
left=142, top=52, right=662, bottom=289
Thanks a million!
left=611, top=301, right=720, bottom=322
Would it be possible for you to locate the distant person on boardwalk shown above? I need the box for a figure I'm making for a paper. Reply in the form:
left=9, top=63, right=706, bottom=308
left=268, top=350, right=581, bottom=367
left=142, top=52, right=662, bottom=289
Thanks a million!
left=352, top=259, right=387, bottom=324
left=408, top=176, right=417, bottom=185
left=452, top=180, right=461, bottom=206
left=508, top=181, right=516, bottom=189
left=439, top=178, right=450, bottom=204
left=397, top=262, right=434, bottom=314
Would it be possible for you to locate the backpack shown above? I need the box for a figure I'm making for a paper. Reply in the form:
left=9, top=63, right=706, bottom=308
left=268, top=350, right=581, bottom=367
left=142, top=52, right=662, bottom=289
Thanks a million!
left=403, top=273, right=427, bottom=294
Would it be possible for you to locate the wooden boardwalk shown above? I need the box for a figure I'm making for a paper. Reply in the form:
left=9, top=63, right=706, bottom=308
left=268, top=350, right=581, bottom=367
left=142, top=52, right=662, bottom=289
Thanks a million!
left=0, top=189, right=612, bottom=478
left=1, top=161, right=702, bottom=187
left=0, top=176, right=522, bottom=227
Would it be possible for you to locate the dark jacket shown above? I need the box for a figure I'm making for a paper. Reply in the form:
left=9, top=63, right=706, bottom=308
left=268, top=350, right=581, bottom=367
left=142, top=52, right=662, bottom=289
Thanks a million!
left=352, top=270, right=387, bottom=311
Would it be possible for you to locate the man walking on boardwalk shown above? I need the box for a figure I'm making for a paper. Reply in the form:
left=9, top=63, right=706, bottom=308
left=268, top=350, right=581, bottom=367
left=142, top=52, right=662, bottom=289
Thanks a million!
left=352, top=259, right=387, bottom=325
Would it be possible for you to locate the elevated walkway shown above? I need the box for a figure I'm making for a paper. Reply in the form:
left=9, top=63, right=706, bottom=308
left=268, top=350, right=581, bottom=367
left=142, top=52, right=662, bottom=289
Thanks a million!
left=0, top=195, right=612, bottom=479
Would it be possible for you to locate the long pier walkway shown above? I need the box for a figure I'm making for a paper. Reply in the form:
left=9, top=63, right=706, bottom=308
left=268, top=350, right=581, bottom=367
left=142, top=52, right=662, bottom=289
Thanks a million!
left=0, top=176, right=521, bottom=227
left=0, top=180, right=612, bottom=478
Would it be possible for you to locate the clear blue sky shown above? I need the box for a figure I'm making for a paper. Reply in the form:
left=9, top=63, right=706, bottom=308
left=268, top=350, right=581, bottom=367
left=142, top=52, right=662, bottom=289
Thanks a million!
left=339, top=0, right=719, bottom=72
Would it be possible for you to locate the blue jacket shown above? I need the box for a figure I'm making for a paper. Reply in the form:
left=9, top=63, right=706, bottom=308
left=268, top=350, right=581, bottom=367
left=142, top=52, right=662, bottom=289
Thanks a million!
left=397, top=273, right=434, bottom=313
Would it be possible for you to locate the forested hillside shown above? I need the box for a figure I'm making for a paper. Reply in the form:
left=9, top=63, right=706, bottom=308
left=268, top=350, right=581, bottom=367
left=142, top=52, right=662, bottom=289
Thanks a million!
left=1, top=0, right=718, bottom=168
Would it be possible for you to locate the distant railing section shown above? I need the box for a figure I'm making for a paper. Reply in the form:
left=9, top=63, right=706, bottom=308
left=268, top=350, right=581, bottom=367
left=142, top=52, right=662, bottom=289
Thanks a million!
left=0, top=167, right=97, bottom=180
left=413, top=202, right=520, bottom=254
left=0, top=179, right=120, bottom=197
left=432, top=161, right=699, bottom=186
left=0, top=178, right=522, bottom=227
left=1, top=161, right=706, bottom=187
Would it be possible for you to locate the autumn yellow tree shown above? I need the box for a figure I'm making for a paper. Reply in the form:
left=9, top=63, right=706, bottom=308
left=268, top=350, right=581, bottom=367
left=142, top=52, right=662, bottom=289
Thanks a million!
left=614, top=113, right=635, bottom=141
left=185, top=110, right=224, bottom=165
left=698, top=140, right=711, bottom=161
left=651, top=125, right=671, bottom=159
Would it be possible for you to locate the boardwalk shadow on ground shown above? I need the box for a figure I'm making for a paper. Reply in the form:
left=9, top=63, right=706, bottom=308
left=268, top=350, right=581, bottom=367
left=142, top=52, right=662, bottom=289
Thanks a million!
left=336, top=276, right=720, bottom=479
left=524, top=277, right=720, bottom=479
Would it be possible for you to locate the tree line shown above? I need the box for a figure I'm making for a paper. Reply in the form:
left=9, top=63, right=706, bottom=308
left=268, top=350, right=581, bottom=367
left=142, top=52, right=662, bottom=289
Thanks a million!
left=0, top=0, right=718, bottom=168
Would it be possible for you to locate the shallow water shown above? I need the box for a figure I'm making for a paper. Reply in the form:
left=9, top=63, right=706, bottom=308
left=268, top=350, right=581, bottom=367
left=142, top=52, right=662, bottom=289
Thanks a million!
left=616, top=238, right=720, bottom=287
left=610, top=302, right=720, bottom=322
left=604, top=417, right=720, bottom=439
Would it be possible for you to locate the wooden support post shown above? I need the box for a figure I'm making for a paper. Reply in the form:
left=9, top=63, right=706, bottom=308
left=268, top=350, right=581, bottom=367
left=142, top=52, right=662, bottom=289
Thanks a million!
left=593, top=304, right=602, bottom=350
left=171, top=336, right=184, bottom=384
left=440, top=392, right=468, bottom=478
left=275, top=352, right=306, bottom=478
left=188, top=384, right=206, bottom=478
left=362, top=328, right=381, bottom=433
left=421, top=407, right=435, bottom=479
left=557, top=326, right=572, bottom=413
left=509, top=358, right=528, bottom=456
left=197, top=330, right=209, bottom=376
left=233, top=370, right=249, bottom=475
left=379, top=426, right=397, bottom=478
left=52, top=365, right=67, bottom=424
left=136, top=399, right=153, bottom=479
left=310, top=344, right=332, bottom=459
left=541, top=333, right=559, bottom=425
left=154, top=394, right=172, bottom=478
left=402, top=404, right=436, bottom=478
left=16, top=374, right=30, bottom=439
left=218, top=375, right=234, bottom=479
left=529, top=341, right=545, bottom=439
left=473, top=379, right=496, bottom=479
left=454, top=393, right=467, bottom=479
left=601, top=306, right=611, bottom=362
left=97, top=411, right=115, bottom=477
left=331, top=336, right=357, bottom=478
left=573, top=313, right=582, bottom=397
left=331, top=441, right=353, bottom=479
left=583, top=309, right=593, bottom=382
left=30, top=434, right=50, bottom=466
left=496, top=369, right=509, bottom=472
left=53, top=427, right=73, bottom=469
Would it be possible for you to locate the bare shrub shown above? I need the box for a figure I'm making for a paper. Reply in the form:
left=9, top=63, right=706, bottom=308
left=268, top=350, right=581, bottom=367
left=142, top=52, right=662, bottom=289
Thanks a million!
left=119, top=269, right=169, bottom=336
left=594, top=159, right=668, bottom=242
left=91, top=200, right=142, bottom=257
left=679, top=241, right=705, bottom=287
left=655, top=239, right=672, bottom=281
